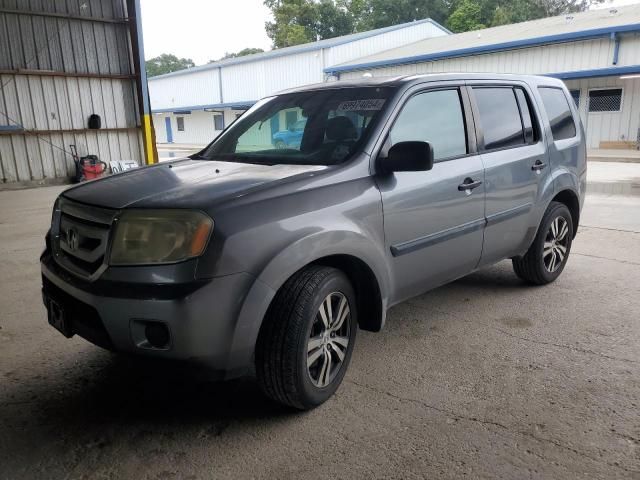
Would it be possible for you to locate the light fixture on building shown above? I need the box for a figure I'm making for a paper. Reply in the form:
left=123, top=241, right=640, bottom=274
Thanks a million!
left=620, top=74, right=640, bottom=80
left=362, top=72, right=373, bottom=78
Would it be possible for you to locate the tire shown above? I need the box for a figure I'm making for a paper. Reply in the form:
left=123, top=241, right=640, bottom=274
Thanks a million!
left=513, top=201, right=574, bottom=285
left=255, top=265, right=357, bottom=410
left=274, top=140, right=287, bottom=149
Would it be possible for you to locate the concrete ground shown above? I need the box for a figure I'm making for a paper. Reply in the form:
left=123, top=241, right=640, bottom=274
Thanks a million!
left=0, top=178, right=639, bottom=479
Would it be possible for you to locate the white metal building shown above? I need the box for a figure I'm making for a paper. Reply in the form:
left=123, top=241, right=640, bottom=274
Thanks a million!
left=148, top=19, right=451, bottom=145
left=327, top=5, right=640, bottom=150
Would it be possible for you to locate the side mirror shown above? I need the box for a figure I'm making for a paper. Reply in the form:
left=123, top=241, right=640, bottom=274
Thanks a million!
left=378, top=141, right=434, bottom=173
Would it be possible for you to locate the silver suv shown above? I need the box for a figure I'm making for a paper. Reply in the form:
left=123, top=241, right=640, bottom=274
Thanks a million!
left=41, top=74, right=586, bottom=409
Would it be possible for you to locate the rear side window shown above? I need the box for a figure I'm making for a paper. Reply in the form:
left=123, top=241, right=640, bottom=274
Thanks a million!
left=389, top=89, right=467, bottom=161
left=538, top=87, right=577, bottom=141
left=473, top=87, right=525, bottom=150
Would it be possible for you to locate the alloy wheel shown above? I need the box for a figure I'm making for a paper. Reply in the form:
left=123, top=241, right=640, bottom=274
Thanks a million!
left=543, top=216, right=570, bottom=273
left=307, top=292, right=351, bottom=388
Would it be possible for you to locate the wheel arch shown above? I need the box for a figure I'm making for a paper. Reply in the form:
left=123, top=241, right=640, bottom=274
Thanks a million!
left=551, top=189, right=580, bottom=238
left=310, top=254, right=384, bottom=333
left=224, top=233, right=390, bottom=375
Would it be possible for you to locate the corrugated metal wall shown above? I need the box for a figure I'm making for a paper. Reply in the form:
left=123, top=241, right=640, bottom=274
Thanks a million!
left=0, top=0, right=144, bottom=185
left=325, top=21, right=446, bottom=66
left=566, top=77, right=640, bottom=148
left=148, top=20, right=449, bottom=112
left=340, top=35, right=640, bottom=79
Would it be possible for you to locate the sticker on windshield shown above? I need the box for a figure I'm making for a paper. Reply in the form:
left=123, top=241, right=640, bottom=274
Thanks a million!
left=337, top=99, right=386, bottom=111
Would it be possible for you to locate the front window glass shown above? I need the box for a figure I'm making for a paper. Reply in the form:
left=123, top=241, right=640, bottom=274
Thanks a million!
left=200, top=87, right=396, bottom=165
left=389, top=89, right=467, bottom=161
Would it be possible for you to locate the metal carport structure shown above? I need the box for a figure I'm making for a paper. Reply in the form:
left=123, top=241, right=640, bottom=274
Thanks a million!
left=0, top=0, right=155, bottom=187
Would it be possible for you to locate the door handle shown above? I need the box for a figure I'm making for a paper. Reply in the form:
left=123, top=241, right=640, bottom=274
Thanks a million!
left=458, top=178, right=483, bottom=192
left=531, top=160, right=547, bottom=172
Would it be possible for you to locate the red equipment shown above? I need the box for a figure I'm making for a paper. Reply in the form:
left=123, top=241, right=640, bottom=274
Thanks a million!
left=69, top=145, right=107, bottom=182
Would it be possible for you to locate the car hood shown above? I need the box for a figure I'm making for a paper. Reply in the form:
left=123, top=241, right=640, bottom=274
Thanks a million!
left=62, top=158, right=327, bottom=209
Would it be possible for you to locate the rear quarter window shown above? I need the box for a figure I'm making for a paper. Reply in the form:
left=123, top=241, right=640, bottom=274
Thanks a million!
left=538, top=87, right=577, bottom=141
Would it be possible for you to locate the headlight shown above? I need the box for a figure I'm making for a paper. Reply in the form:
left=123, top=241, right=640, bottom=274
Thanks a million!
left=109, top=210, right=213, bottom=265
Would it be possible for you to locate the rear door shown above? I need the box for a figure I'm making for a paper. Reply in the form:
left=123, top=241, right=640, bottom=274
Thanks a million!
left=376, top=85, right=486, bottom=304
left=467, top=83, right=552, bottom=266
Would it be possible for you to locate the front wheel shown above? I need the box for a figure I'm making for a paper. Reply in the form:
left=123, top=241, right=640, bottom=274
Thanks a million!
left=255, top=266, right=357, bottom=410
left=274, top=140, right=287, bottom=149
left=513, top=201, right=574, bottom=285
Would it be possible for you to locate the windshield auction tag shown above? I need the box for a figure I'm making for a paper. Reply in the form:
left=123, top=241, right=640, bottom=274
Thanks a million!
left=337, top=99, right=386, bottom=111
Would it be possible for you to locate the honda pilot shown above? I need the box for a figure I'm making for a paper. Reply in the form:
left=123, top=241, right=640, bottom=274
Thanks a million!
left=41, top=74, right=586, bottom=409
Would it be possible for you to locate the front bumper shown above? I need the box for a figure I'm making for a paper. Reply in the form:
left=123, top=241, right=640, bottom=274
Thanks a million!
left=41, top=252, right=257, bottom=376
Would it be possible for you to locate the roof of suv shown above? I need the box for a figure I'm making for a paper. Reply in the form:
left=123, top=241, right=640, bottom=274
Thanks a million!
left=276, top=73, right=563, bottom=95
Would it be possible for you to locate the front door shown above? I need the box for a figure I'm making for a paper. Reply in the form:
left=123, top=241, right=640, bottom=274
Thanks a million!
left=467, top=84, right=551, bottom=266
left=377, top=87, right=485, bottom=304
left=165, top=117, right=173, bottom=144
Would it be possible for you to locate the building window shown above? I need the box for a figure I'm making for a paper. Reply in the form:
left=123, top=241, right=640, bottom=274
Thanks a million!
left=569, top=89, right=580, bottom=107
left=214, top=115, right=224, bottom=131
left=588, top=88, right=622, bottom=112
left=176, top=117, right=185, bottom=131
left=538, top=87, right=577, bottom=141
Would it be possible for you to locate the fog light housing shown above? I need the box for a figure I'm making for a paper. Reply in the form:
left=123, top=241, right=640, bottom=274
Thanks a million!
left=145, top=323, right=170, bottom=349
left=130, top=319, right=171, bottom=350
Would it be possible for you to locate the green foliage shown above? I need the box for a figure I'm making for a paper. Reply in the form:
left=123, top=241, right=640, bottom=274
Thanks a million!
left=448, top=0, right=485, bottom=32
left=263, top=0, right=602, bottom=47
left=212, top=48, right=266, bottom=63
left=145, top=53, right=195, bottom=77
left=354, top=0, right=449, bottom=31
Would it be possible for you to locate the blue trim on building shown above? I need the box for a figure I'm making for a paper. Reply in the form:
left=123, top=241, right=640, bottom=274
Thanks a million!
left=149, top=18, right=450, bottom=81
left=324, top=23, right=640, bottom=74
left=612, top=32, right=620, bottom=65
left=164, top=117, right=173, bottom=143
left=545, top=64, right=640, bottom=79
left=151, top=100, right=257, bottom=114
left=0, top=125, right=24, bottom=132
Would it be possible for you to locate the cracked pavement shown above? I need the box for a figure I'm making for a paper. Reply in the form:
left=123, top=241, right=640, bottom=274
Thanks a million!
left=0, top=186, right=638, bottom=479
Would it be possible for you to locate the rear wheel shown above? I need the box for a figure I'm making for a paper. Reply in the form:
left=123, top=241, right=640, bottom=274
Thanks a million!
left=513, top=201, right=573, bottom=285
left=255, top=266, right=357, bottom=410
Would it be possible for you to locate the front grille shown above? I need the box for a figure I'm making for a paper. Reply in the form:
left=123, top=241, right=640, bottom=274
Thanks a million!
left=52, top=198, right=117, bottom=280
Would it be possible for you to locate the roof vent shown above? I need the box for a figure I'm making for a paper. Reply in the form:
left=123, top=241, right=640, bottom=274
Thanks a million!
left=565, top=15, right=574, bottom=23
left=609, top=8, right=618, bottom=15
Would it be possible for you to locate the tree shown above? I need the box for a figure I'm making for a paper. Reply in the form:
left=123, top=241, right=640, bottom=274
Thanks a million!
left=353, top=0, right=449, bottom=31
left=264, top=0, right=319, bottom=48
left=315, top=0, right=355, bottom=40
left=212, top=48, right=265, bottom=63
left=263, top=0, right=603, bottom=46
left=145, top=54, right=195, bottom=77
left=447, top=0, right=485, bottom=32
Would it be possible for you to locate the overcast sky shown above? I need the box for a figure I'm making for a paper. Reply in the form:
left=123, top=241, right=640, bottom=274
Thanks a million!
left=140, top=0, right=273, bottom=65
left=140, top=0, right=640, bottom=66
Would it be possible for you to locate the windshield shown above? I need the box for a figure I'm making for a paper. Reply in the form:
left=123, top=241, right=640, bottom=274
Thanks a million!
left=198, top=87, right=396, bottom=165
